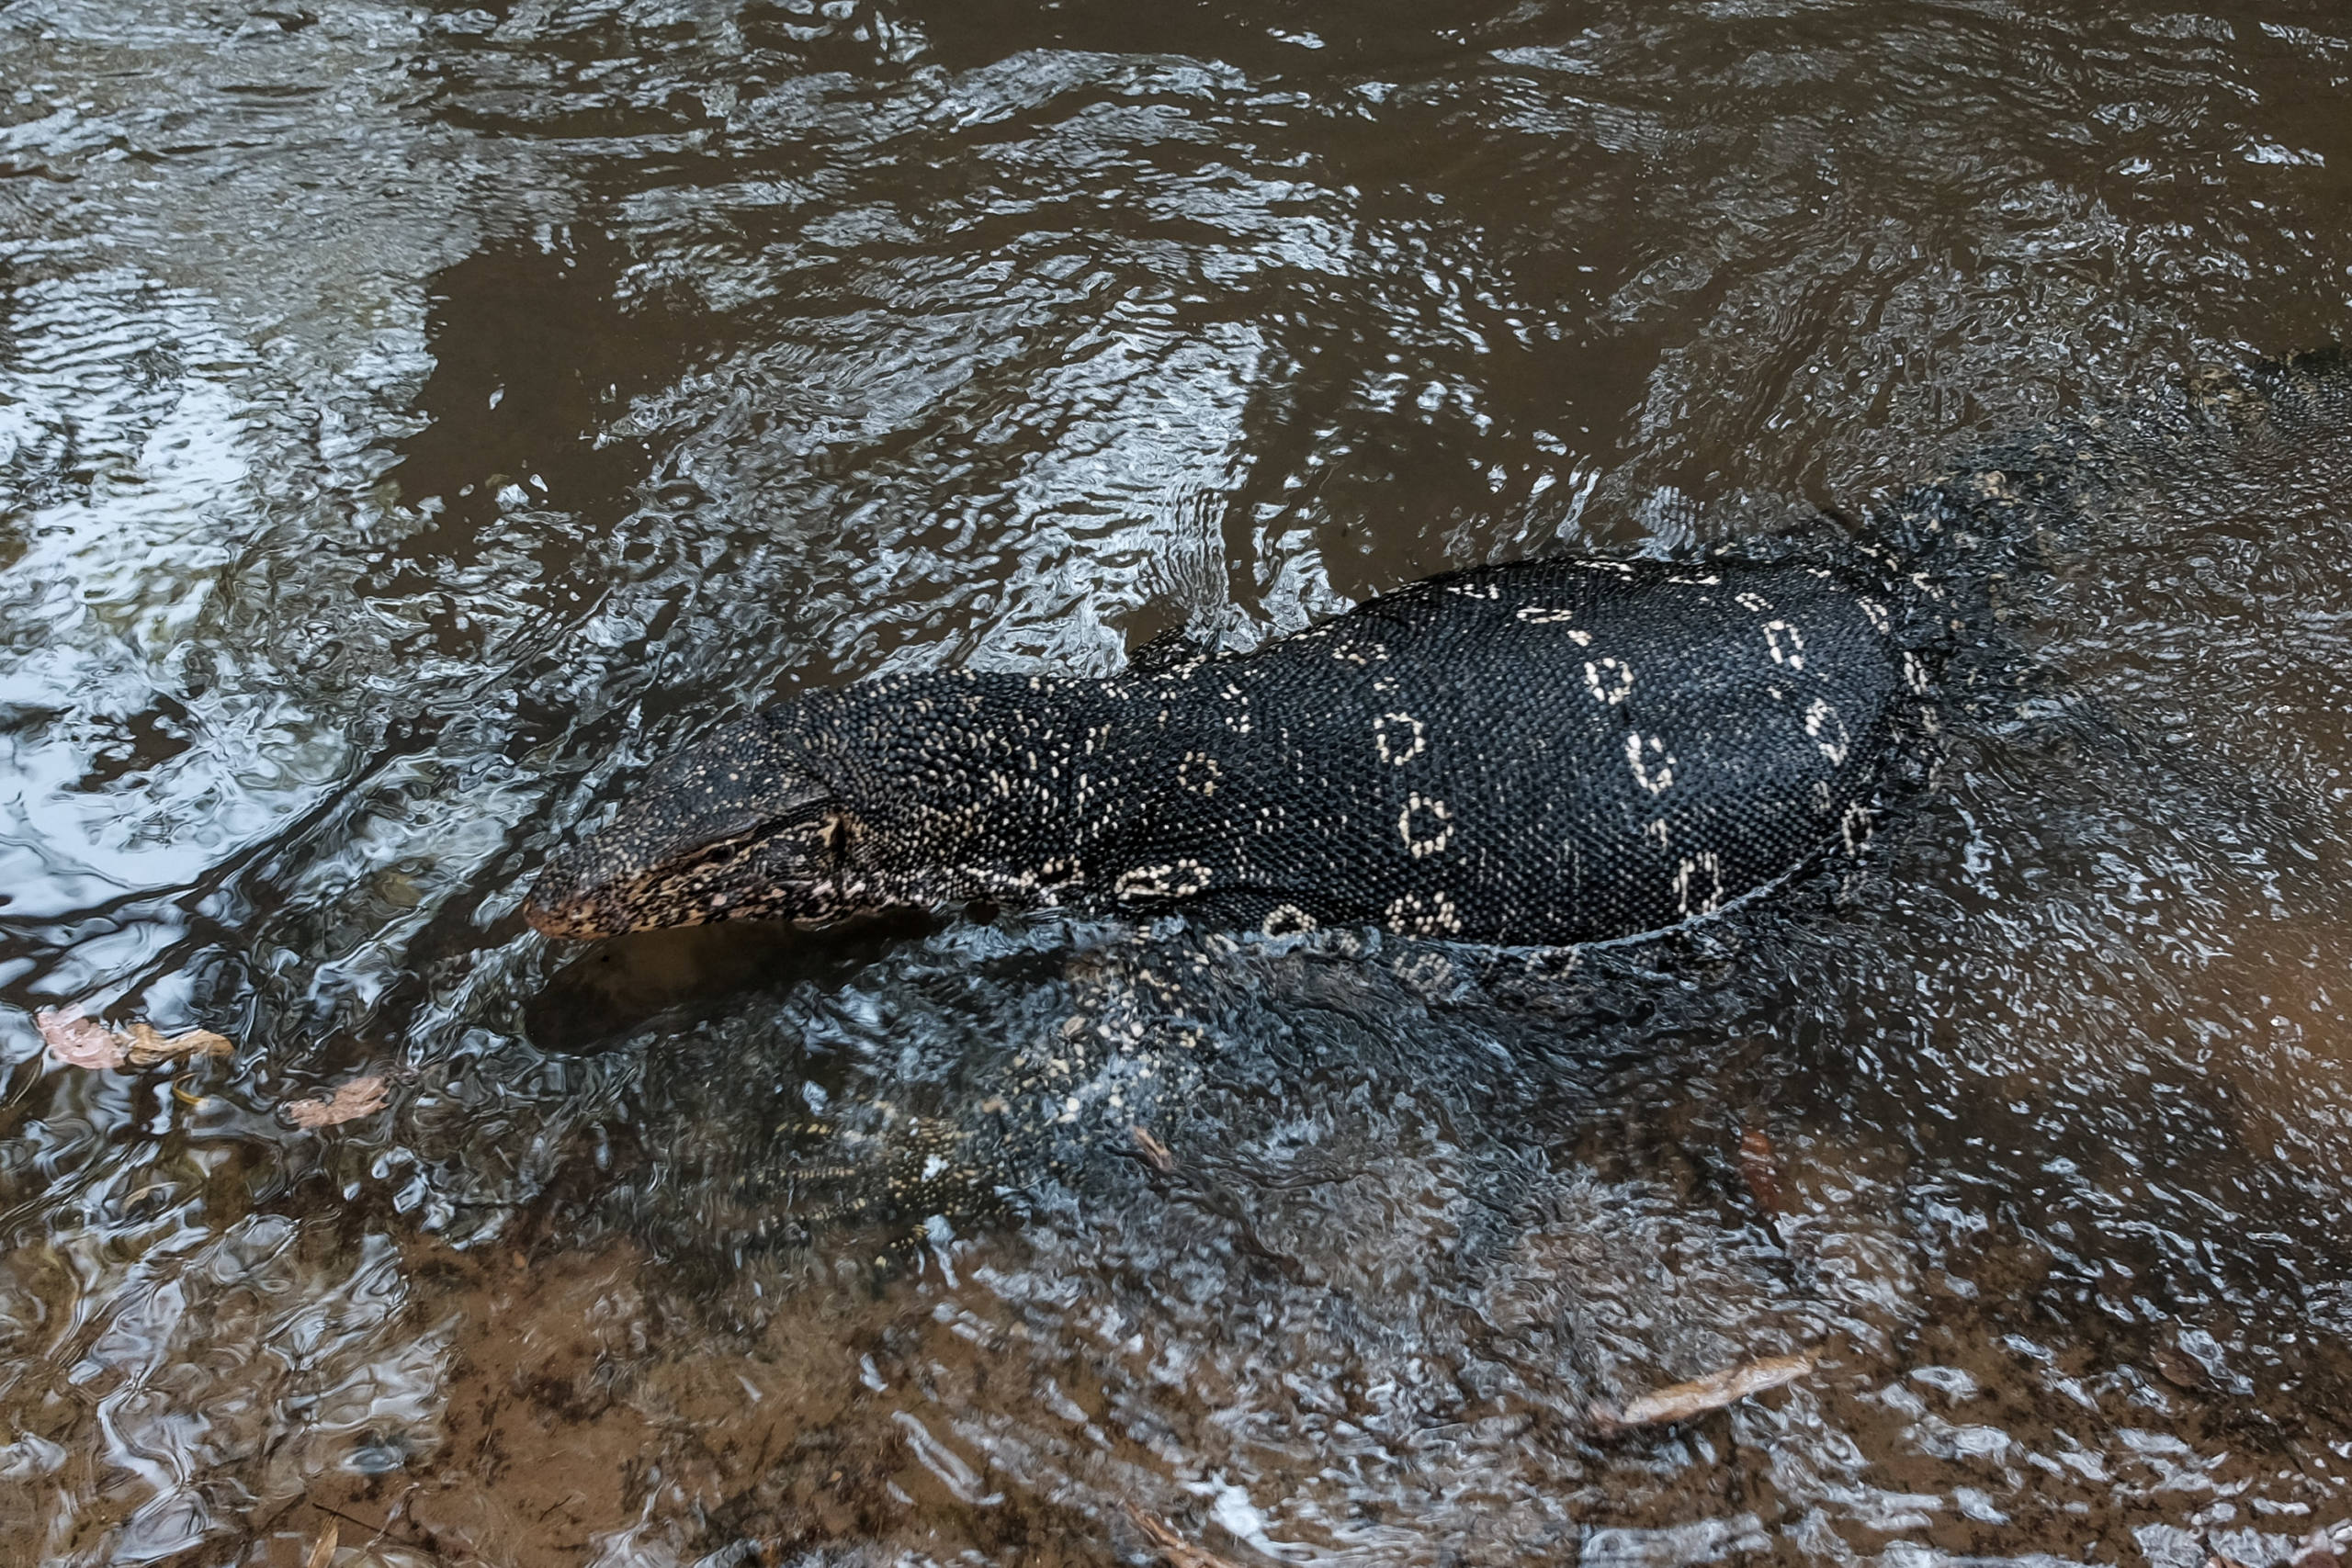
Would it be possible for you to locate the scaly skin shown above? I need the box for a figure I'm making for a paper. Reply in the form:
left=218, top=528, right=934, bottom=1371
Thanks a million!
left=526, top=547, right=1939, bottom=947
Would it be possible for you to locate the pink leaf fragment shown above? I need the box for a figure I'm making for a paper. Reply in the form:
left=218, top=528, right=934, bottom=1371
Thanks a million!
left=38, top=1008, right=127, bottom=1070
left=1594, top=1350, right=1819, bottom=1431
left=37, top=1010, right=237, bottom=1071
left=285, top=1075, right=391, bottom=1129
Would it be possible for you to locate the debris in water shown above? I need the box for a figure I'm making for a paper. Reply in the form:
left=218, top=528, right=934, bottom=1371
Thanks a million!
left=305, top=1524, right=338, bottom=1568
left=124, top=1022, right=234, bottom=1066
left=1591, top=1350, right=1819, bottom=1432
left=285, top=1075, right=391, bottom=1128
left=38, top=1008, right=126, bottom=1069
left=38, top=1008, right=234, bottom=1071
left=1736, top=1123, right=1781, bottom=1215
left=1126, top=1504, right=1246, bottom=1568
left=2152, top=1344, right=2211, bottom=1391
left=1133, top=1126, right=1175, bottom=1172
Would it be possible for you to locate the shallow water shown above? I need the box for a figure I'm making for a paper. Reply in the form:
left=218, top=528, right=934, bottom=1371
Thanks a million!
left=4, top=1, right=2352, bottom=1563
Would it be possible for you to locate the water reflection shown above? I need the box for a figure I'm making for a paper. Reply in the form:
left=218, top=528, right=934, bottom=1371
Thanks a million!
left=3, top=0, right=2352, bottom=1562
left=522, top=910, right=937, bottom=1054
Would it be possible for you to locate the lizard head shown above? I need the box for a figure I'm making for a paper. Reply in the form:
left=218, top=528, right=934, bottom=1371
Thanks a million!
left=523, top=714, right=871, bottom=939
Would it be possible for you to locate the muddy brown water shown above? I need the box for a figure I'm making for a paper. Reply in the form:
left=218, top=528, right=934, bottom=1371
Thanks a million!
left=5, top=2, right=2352, bottom=1563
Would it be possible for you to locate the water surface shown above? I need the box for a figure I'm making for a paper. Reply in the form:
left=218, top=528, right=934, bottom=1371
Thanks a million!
left=4, top=1, right=2352, bottom=1562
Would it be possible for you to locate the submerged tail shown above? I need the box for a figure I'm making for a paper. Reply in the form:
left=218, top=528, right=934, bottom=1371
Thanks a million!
left=1860, top=344, right=2352, bottom=735
left=1879, top=344, right=2352, bottom=579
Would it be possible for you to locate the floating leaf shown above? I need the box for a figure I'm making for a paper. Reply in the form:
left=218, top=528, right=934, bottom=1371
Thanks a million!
left=2152, top=1345, right=2210, bottom=1391
left=1125, top=1505, right=1246, bottom=1568
left=124, top=1022, right=234, bottom=1067
left=38, top=1008, right=128, bottom=1070
left=1594, top=1350, right=1818, bottom=1431
left=38, top=1009, right=236, bottom=1071
left=285, top=1075, right=391, bottom=1129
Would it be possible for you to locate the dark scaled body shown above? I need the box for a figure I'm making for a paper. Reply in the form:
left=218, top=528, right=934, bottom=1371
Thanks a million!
left=526, top=550, right=1928, bottom=947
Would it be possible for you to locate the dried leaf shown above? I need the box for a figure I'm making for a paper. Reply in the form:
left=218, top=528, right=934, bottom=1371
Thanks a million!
left=124, top=1022, right=234, bottom=1067
left=40, top=1009, right=237, bottom=1072
left=2152, top=1346, right=2210, bottom=1391
left=1596, top=1350, right=1818, bottom=1430
left=1125, top=1505, right=1246, bottom=1568
left=38, top=1008, right=127, bottom=1071
left=1132, top=1127, right=1175, bottom=1173
left=305, top=1523, right=338, bottom=1568
left=286, top=1075, right=391, bottom=1129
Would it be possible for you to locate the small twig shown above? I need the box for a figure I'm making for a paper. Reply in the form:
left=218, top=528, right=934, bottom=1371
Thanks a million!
left=1589, top=1350, right=1819, bottom=1434
left=294, top=1495, right=435, bottom=1560
left=305, top=1501, right=390, bottom=1539
left=1736, top=1123, right=1781, bottom=1217
left=1125, top=1504, right=1248, bottom=1568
